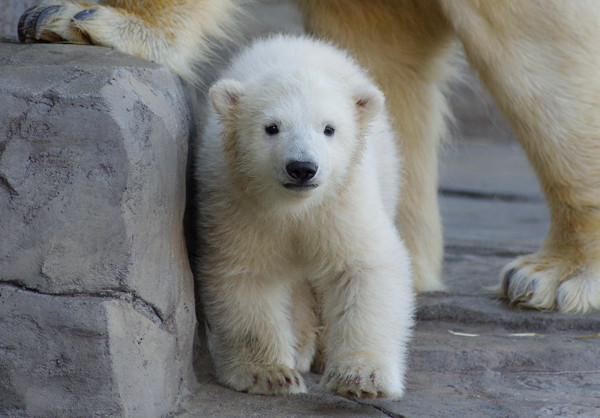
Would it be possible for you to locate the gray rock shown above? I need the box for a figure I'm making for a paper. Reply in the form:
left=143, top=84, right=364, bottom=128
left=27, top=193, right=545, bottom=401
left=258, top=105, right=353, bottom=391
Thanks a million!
left=0, top=285, right=191, bottom=417
left=0, top=42, right=195, bottom=416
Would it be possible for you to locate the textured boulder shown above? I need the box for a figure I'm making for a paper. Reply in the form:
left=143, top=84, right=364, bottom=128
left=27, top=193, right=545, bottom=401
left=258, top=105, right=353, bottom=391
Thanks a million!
left=0, top=42, right=195, bottom=417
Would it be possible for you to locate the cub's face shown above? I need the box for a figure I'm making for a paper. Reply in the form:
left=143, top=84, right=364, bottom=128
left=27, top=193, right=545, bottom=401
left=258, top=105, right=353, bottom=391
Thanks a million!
left=210, top=70, right=382, bottom=209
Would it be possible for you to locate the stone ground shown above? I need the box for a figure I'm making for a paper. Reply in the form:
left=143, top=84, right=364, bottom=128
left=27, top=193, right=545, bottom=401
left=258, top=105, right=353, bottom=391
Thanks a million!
left=2, top=1, right=600, bottom=417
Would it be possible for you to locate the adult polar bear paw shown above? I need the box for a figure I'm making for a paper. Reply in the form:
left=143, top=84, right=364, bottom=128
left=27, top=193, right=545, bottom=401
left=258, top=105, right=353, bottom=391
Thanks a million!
left=501, top=252, right=600, bottom=313
left=322, top=355, right=403, bottom=399
left=222, top=363, right=307, bottom=395
left=19, top=1, right=117, bottom=45
left=19, top=0, right=242, bottom=82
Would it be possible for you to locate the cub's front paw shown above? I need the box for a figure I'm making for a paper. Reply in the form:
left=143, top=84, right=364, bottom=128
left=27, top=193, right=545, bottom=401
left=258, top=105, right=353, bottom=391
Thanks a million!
left=321, top=356, right=403, bottom=399
left=501, top=252, right=600, bottom=313
left=221, top=363, right=307, bottom=395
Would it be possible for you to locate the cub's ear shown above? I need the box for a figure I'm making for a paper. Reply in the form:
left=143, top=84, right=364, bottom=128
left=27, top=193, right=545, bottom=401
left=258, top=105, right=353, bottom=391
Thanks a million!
left=353, top=84, right=384, bottom=124
left=209, top=79, right=245, bottom=118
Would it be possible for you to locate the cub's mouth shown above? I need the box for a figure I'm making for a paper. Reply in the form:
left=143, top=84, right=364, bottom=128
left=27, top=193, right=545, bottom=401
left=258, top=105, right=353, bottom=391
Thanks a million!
left=283, top=183, right=319, bottom=191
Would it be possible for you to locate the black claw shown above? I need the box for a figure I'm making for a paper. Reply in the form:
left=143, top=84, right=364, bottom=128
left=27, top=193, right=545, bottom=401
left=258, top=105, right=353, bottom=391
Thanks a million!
left=34, top=6, right=61, bottom=36
left=503, top=268, right=517, bottom=296
left=35, top=6, right=61, bottom=33
left=18, top=6, right=37, bottom=42
left=18, top=6, right=62, bottom=43
left=73, top=9, right=97, bottom=21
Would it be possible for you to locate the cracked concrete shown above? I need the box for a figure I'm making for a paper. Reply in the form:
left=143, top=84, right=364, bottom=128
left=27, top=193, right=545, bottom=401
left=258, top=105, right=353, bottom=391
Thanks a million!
left=3, top=280, right=165, bottom=324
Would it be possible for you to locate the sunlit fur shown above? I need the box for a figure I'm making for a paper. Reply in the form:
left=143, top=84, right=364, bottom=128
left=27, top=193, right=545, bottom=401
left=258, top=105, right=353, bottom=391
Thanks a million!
left=196, top=35, right=414, bottom=398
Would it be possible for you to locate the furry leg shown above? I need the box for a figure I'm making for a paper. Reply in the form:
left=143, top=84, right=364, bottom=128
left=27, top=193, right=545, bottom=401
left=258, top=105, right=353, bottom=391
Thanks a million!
left=202, top=275, right=307, bottom=394
left=440, top=0, right=600, bottom=313
left=315, top=229, right=414, bottom=399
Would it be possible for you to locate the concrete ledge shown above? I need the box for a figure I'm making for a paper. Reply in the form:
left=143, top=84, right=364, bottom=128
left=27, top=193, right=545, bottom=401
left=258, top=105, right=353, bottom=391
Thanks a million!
left=0, top=42, right=195, bottom=416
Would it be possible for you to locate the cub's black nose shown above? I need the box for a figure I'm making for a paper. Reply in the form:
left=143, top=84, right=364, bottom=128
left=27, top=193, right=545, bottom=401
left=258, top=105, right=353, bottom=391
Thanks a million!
left=286, top=161, right=318, bottom=183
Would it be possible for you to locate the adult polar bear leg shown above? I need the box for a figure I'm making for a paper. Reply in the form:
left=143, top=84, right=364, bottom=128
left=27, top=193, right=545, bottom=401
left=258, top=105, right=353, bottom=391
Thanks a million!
left=440, top=0, right=600, bottom=313
left=202, top=274, right=307, bottom=395
left=298, top=0, right=457, bottom=293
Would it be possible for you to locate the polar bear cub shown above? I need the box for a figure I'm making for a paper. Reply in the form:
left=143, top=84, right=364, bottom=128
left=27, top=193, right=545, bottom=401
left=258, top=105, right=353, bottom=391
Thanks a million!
left=196, top=34, right=414, bottom=399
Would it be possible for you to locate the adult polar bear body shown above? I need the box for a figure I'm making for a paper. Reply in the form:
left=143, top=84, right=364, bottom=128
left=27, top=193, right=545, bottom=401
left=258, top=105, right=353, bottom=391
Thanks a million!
left=196, top=35, right=414, bottom=398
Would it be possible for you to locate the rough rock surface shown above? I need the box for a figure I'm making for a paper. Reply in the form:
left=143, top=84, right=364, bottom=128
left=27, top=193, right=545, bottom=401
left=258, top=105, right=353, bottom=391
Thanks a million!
left=0, top=42, right=195, bottom=417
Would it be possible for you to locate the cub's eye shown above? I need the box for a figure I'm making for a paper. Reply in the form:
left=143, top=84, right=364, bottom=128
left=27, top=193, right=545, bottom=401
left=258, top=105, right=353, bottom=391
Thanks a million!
left=323, top=125, right=335, bottom=137
left=265, top=124, right=279, bottom=135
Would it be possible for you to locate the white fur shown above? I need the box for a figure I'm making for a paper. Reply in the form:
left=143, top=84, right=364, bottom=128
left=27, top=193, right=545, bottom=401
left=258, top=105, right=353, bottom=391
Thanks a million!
left=195, top=34, right=414, bottom=398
